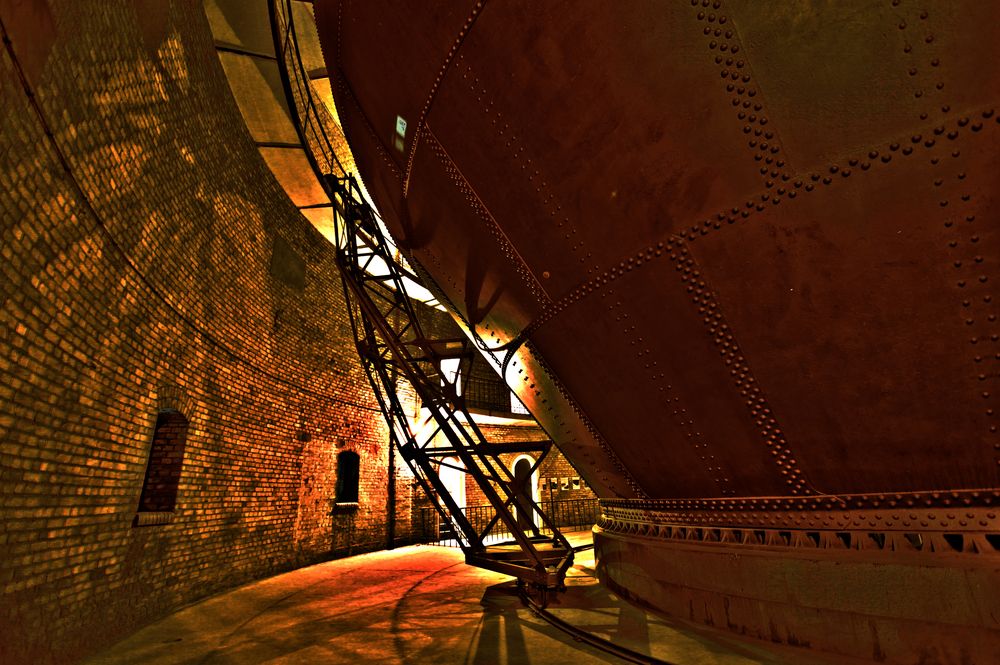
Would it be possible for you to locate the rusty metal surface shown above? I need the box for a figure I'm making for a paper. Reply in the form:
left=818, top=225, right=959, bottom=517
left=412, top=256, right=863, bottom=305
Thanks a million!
left=593, top=525, right=1000, bottom=664
left=314, top=0, right=1000, bottom=505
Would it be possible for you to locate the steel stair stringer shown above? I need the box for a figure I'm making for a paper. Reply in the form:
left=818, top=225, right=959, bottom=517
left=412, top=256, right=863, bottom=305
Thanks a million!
left=328, top=174, right=574, bottom=592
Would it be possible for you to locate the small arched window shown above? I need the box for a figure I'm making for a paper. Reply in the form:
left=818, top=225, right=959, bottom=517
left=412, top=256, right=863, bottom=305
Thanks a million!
left=335, top=451, right=360, bottom=504
left=135, top=409, right=189, bottom=526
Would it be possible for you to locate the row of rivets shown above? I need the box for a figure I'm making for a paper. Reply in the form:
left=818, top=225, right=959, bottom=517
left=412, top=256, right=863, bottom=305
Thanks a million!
left=512, top=108, right=993, bottom=447
left=516, top=105, right=989, bottom=338
left=522, top=341, right=647, bottom=498
left=690, top=0, right=789, bottom=190
left=602, top=287, right=735, bottom=495
left=604, top=487, right=1000, bottom=513
left=505, top=349, right=636, bottom=498
left=669, top=243, right=812, bottom=494
left=423, top=128, right=551, bottom=307
left=402, top=2, right=488, bottom=195
left=940, top=131, right=999, bottom=457
left=334, top=0, right=343, bottom=69
left=895, top=1, right=945, bottom=117
left=499, top=354, right=610, bottom=492
left=675, top=107, right=992, bottom=245
left=413, top=243, right=465, bottom=312
left=899, top=3, right=1000, bottom=464
left=522, top=238, right=681, bottom=343
left=459, top=57, right=593, bottom=285
left=597, top=515, right=1000, bottom=554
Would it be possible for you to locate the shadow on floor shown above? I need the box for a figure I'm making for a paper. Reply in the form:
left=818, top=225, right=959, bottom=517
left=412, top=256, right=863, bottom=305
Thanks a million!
left=468, top=582, right=624, bottom=665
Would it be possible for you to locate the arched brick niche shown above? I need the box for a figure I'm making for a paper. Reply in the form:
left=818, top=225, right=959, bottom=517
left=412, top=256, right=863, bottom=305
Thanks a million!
left=135, top=409, right=190, bottom=519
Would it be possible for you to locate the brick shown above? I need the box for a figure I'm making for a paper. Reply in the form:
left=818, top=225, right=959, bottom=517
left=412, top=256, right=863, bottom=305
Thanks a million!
left=0, top=4, right=595, bottom=664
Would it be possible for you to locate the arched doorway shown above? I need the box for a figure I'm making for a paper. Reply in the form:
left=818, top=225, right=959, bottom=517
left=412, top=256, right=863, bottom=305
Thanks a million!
left=511, top=455, right=539, bottom=529
left=439, top=456, right=466, bottom=510
left=437, top=456, right=465, bottom=543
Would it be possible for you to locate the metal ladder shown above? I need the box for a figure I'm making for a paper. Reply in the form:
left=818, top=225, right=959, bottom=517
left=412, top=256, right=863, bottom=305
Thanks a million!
left=328, top=174, right=574, bottom=594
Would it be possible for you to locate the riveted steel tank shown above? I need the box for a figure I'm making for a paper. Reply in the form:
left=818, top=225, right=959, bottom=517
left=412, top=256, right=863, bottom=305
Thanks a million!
left=314, top=2, right=1000, bottom=661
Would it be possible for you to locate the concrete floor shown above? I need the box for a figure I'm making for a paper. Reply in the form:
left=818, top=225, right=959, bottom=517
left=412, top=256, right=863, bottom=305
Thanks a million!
left=86, top=532, right=869, bottom=665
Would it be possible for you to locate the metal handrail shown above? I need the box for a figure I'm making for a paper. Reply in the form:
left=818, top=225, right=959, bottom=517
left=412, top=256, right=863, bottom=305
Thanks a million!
left=271, top=0, right=346, bottom=179
left=269, top=1, right=524, bottom=361
left=421, top=499, right=600, bottom=547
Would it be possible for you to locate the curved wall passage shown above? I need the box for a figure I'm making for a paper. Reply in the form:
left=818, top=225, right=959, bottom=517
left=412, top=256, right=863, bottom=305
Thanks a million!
left=0, top=1, right=401, bottom=662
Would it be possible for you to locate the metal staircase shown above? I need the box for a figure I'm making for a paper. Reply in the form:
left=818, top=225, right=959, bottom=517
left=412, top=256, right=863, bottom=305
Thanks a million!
left=328, top=174, right=573, bottom=591
left=267, top=0, right=574, bottom=594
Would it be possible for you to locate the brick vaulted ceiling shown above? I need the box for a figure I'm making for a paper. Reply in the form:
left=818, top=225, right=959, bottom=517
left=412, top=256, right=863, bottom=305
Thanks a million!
left=314, top=0, right=1000, bottom=501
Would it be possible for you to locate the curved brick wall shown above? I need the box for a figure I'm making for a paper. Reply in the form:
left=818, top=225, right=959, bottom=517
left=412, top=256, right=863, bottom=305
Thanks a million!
left=0, top=1, right=402, bottom=662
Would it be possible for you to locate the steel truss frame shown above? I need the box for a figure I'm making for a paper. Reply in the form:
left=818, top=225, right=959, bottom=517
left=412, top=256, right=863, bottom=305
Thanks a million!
left=327, top=175, right=574, bottom=588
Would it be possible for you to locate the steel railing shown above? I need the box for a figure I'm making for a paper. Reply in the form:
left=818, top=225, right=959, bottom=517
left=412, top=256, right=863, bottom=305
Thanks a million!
left=419, top=498, right=599, bottom=547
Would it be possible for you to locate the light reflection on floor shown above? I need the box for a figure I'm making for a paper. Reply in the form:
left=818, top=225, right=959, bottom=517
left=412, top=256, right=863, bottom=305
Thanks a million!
left=85, top=531, right=869, bottom=665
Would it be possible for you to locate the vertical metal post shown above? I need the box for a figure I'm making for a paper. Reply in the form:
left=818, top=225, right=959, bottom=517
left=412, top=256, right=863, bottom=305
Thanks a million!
left=387, top=331, right=398, bottom=550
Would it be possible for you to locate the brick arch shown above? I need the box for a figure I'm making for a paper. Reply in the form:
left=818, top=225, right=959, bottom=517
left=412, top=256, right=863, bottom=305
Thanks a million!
left=155, top=383, right=197, bottom=423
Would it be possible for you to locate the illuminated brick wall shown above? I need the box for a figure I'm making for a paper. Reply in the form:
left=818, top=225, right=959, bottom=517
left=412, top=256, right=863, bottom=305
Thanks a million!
left=0, top=1, right=407, bottom=662
left=463, top=422, right=598, bottom=509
